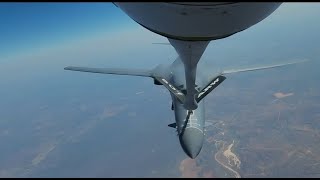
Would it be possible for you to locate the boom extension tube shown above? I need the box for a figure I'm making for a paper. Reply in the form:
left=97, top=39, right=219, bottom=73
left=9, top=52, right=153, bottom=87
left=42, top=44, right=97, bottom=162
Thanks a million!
left=168, top=39, right=210, bottom=110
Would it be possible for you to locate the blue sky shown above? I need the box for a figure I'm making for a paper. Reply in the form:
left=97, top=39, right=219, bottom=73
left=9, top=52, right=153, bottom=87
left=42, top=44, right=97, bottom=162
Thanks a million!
left=1, top=3, right=319, bottom=80
left=0, top=3, right=135, bottom=59
left=1, top=2, right=319, bottom=62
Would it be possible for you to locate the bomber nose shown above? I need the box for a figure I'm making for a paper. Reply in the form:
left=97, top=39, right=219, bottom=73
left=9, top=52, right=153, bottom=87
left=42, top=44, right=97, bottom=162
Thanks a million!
left=179, top=127, right=204, bottom=159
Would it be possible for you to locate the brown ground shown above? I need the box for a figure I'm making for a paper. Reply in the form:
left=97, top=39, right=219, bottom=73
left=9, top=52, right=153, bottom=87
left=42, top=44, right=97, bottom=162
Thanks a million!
left=179, top=158, right=215, bottom=178
left=273, top=92, right=294, bottom=99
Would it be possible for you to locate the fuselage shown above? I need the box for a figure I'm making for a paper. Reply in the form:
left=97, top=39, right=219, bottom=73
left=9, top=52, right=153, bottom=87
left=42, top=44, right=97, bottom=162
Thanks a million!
left=172, top=95, right=205, bottom=158
left=167, top=58, right=206, bottom=159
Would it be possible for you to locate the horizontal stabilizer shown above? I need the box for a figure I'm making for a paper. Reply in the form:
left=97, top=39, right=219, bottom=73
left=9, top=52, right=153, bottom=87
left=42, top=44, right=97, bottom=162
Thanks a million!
left=64, top=66, right=153, bottom=77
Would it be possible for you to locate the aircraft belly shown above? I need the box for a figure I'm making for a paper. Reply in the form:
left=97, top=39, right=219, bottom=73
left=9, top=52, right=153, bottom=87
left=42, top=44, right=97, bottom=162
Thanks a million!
left=114, top=2, right=281, bottom=41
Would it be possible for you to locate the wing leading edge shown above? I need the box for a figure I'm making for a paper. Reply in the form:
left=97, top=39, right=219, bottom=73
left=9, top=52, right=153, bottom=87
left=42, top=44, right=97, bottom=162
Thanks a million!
left=221, top=59, right=309, bottom=75
left=196, top=59, right=309, bottom=102
left=64, top=65, right=185, bottom=103
left=64, top=66, right=153, bottom=77
left=65, top=59, right=309, bottom=105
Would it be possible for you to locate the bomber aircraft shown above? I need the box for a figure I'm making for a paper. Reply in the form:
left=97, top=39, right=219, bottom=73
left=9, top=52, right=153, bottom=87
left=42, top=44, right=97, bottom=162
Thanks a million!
left=65, top=3, right=307, bottom=158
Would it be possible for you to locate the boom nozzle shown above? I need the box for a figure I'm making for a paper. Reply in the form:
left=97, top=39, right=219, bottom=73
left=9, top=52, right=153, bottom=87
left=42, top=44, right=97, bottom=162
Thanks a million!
left=183, top=95, right=198, bottom=110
